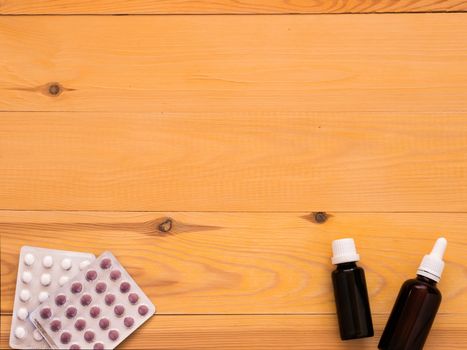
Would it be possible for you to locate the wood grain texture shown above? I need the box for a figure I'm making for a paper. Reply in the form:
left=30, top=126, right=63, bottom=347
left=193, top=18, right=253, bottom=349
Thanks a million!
left=1, top=314, right=467, bottom=349
left=1, top=14, right=467, bottom=113
left=2, top=8, right=467, bottom=350
left=1, top=112, right=467, bottom=211
left=1, top=0, right=467, bottom=14
left=1, top=211, right=467, bottom=315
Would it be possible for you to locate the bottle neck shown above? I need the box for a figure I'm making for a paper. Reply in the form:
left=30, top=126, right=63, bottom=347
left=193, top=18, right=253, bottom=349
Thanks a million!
left=416, top=274, right=438, bottom=285
left=336, top=262, right=357, bottom=270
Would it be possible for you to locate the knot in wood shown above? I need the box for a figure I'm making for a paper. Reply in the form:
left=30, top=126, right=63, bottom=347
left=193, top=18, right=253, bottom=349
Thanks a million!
left=313, top=212, right=328, bottom=224
left=48, top=83, right=62, bottom=96
left=158, top=218, right=173, bottom=233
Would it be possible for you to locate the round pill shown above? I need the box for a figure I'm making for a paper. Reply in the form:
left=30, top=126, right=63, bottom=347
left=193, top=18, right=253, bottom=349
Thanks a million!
left=17, top=307, right=28, bottom=320
left=105, top=293, right=116, bottom=306
left=21, top=271, right=32, bottom=284
left=74, top=318, right=86, bottom=331
left=20, top=289, right=31, bottom=302
left=24, top=253, right=35, bottom=266
left=42, top=255, right=53, bottom=268
left=90, top=306, right=101, bottom=318
left=128, top=293, right=139, bottom=304
left=40, top=307, right=52, bottom=319
left=114, top=304, right=125, bottom=317
left=84, top=330, right=95, bottom=343
left=40, top=273, right=52, bottom=286
left=38, top=291, right=49, bottom=303
left=71, top=282, right=83, bottom=294
left=59, top=275, right=70, bottom=286
left=33, top=329, right=43, bottom=341
left=100, top=258, right=112, bottom=270
left=95, top=281, right=107, bottom=294
left=60, top=331, right=72, bottom=344
left=108, top=329, right=119, bottom=341
left=124, top=316, right=135, bottom=328
left=138, top=304, right=149, bottom=316
left=109, top=270, right=121, bottom=281
left=55, top=294, right=67, bottom=306
left=119, top=281, right=131, bottom=293
left=66, top=306, right=78, bottom=319
left=80, top=294, right=92, bottom=306
left=99, top=318, right=110, bottom=330
left=61, top=258, right=72, bottom=270
left=14, top=326, right=26, bottom=339
left=85, top=270, right=97, bottom=281
left=50, top=319, right=62, bottom=332
left=79, top=260, right=91, bottom=270
left=93, top=343, right=104, bottom=350
left=70, top=345, right=81, bottom=350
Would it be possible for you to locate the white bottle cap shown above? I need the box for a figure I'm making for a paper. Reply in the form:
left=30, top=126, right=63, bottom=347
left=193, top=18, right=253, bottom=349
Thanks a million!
left=332, top=238, right=360, bottom=265
left=417, top=237, right=447, bottom=283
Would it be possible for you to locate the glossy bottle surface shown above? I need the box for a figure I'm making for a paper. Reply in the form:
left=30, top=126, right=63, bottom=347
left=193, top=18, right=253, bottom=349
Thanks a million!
left=332, top=262, right=374, bottom=340
left=378, top=275, right=442, bottom=350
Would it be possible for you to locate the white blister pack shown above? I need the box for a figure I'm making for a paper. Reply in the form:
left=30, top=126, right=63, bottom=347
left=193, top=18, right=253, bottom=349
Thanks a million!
left=30, top=251, right=156, bottom=350
left=10, top=246, right=95, bottom=349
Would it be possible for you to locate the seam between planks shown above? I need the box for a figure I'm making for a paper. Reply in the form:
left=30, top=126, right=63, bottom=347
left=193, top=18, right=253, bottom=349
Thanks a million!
left=1, top=312, right=465, bottom=316
left=1, top=11, right=467, bottom=16
left=2, top=110, right=467, bottom=114
left=1, top=209, right=467, bottom=214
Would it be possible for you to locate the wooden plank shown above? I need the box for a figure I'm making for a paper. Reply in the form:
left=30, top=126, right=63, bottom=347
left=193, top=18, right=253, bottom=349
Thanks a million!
left=1, top=0, right=466, bottom=14
left=1, top=14, right=467, bottom=113
left=1, top=112, right=467, bottom=211
left=1, top=211, right=466, bottom=314
left=1, top=314, right=466, bottom=349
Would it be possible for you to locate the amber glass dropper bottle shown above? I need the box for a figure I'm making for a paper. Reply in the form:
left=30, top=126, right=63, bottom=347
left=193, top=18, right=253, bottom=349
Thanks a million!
left=378, top=237, right=447, bottom=350
left=331, top=238, right=374, bottom=340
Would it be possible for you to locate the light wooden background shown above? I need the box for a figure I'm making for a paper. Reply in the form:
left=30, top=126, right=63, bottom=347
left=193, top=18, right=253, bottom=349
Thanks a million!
left=1, top=1, right=467, bottom=349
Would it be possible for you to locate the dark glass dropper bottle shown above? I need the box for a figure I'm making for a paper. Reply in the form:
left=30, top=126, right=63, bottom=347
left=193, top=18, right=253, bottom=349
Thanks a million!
left=379, top=237, right=447, bottom=350
left=331, top=238, right=374, bottom=340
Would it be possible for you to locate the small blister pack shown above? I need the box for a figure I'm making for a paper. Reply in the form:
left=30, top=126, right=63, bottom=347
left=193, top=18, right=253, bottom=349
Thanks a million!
left=10, top=246, right=95, bottom=349
left=30, top=251, right=156, bottom=350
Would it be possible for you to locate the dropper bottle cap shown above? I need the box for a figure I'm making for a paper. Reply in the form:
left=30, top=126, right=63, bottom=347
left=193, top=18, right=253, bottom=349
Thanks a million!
left=331, top=238, right=360, bottom=265
left=417, top=237, right=447, bottom=283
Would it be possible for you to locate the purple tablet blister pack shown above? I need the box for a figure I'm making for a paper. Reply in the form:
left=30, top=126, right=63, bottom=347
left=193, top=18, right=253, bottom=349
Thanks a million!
left=10, top=246, right=95, bottom=349
left=30, top=251, right=156, bottom=350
